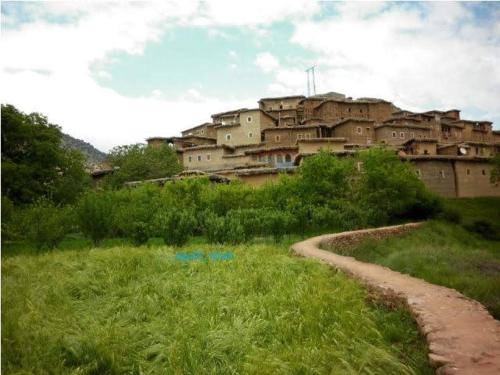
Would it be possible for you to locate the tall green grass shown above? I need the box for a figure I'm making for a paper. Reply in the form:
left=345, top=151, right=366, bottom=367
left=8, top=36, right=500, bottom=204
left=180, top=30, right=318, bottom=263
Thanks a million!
left=328, top=221, right=500, bottom=319
left=2, top=243, right=432, bottom=374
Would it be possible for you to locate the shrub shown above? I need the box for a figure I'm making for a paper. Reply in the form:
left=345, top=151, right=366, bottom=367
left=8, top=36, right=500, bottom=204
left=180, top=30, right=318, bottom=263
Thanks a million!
left=154, top=209, right=195, bottom=247
left=77, top=192, right=115, bottom=246
left=436, top=207, right=462, bottom=224
left=203, top=212, right=226, bottom=244
left=22, top=199, right=72, bottom=249
left=261, top=210, right=294, bottom=243
left=129, top=222, right=149, bottom=246
left=465, top=220, right=498, bottom=241
left=203, top=212, right=245, bottom=244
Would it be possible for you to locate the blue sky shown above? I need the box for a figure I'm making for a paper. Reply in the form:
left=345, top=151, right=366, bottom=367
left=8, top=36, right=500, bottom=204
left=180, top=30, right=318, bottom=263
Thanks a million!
left=2, top=1, right=499, bottom=151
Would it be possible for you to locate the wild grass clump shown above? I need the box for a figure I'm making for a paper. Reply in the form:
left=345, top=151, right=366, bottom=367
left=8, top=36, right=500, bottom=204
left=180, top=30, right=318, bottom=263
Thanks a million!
left=2, top=242, right=432, bottom=374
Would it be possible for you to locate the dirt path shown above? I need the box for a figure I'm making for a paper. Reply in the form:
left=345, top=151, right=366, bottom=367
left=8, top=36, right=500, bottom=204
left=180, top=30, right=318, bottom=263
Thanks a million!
left=291, top=223, right=500, bottom=375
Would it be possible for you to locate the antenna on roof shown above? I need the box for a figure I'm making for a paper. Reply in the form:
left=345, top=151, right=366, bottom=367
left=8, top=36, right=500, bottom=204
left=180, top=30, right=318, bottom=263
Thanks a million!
left=305, top=66, right=317, bottom=96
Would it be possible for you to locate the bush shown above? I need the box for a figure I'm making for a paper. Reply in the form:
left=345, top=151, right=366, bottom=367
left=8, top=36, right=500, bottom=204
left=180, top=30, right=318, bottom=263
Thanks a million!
left=203, top=212, right=245, bottom=245
left=154, top=209, right=195, bottom=247
left=465, top=220, right=499, bottom=241
left=436, top=207, right=462, bottom=224
left=129, top=222, right=149, bottom=246
left=22, top=199, right=72, bottom=249
left=203, top=212, right=226, bottom=244
left=77, top=192, right=115, bottom=246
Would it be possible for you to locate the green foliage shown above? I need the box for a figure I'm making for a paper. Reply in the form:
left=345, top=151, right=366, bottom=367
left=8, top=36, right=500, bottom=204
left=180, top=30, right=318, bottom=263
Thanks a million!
left=76, top=192, right=115, bottom=245
left=103, top=143, right=181, bottom=189
left=153, top=209, right=195, bottom=247
left=356, top=147, right=436, bottom=225
left=490, top=154, right=500, bottom=184
left=21, top=199, right=72, bottom=249
left=1, top=104, right=90, bottom=205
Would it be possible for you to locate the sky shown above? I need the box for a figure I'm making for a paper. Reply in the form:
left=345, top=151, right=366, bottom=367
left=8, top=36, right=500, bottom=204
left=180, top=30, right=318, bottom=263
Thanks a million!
left=2, top=1, right=500, bottom=152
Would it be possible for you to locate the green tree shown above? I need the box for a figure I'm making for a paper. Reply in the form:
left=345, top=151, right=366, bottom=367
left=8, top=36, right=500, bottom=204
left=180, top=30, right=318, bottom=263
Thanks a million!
left=491, top=154, right=500, bottom=184
left=1, top=104, right=90, bottom=205
left=103, top=143, right=181, bottom=188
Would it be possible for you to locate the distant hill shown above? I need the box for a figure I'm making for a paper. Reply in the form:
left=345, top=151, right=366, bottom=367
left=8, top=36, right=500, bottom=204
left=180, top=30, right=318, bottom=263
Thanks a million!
left=61, top=133, right=107, bottom=166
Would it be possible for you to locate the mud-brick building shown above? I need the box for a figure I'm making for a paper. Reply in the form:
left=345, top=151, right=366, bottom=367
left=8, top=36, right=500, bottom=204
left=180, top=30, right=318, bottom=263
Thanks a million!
left=407, top=156, right=499, bottom=198
left=146, top=90, right=499, bottom=197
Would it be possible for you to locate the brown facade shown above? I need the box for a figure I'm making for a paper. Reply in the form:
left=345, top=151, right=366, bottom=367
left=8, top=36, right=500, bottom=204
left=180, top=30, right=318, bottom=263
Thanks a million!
left=263, top=126, right=320, bottom=147
left=332, top=119, right=375, bottom=145
left=375, top=124, right=432, bottom=146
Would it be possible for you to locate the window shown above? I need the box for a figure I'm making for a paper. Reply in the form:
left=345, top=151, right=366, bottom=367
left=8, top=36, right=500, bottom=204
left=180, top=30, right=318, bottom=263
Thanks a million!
left=246, top=116, right=252, bottom=123
left=392, top=131, right=397, bottom=138
left=423, top=149, right=429, bottom=155
left=267, top=155, right=273, bottom=163
left=188, top=156, right=192, bottom=163
left=297, top=134, right=303, bottom=140
left=416, top=169, right=421, bottom=177
left=410, top=132, right=415, bottom=138
left=400, top=132, right=405, bottom=139
left=366, top=127, right=370, bottom=132
left=197, top=155, right=202, bottom=162
left=225, top=134, right=231, bottom=141
left=285, top=154, right=292, bottom=163
left=275, top=135, right=281, bottom=142
left=206, top=154, right=211, bottom=161
left=277, top=154, right=283, bottom=163
left=305, top=133, right=310, bottom=139
left=360, top=109, right=363, bottom=113
left=348, top=108, right=351, bottom=112
left=482, top=169, right=486, bottom=176
left=248, top=132, right=253, bottom=138
left=356, top=127, right=362, bottom=135
left=440, top=170, right=445, bottom=178
left=201, top=129, right=205, bottom=135
left=466, top=169, right=471, bottom=176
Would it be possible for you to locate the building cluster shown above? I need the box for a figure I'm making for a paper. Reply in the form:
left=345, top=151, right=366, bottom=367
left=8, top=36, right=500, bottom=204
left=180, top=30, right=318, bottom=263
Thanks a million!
left=146, top=92, right=500, bottom=197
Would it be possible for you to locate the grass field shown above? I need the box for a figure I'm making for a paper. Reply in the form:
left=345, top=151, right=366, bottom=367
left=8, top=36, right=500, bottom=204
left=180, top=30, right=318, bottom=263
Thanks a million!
left=2, top=242, right=432, bottom=374
left=327, top=198, right=500, bottom=320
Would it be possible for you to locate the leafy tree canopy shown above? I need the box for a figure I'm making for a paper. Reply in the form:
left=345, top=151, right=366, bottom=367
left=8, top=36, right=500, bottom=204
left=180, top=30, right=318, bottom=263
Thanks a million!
left=103, top=143, right=182, bottom=189
left=1, top=104, right=90, bottom=205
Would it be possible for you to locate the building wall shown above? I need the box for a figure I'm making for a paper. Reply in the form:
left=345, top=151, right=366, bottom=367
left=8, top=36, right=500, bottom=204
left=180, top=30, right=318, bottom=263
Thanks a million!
left=375, top=126, right=431, bottom=145
left=454, top=161, right=500, bottom=197
left=182, top=147, right=227, bottom=171
left=147, top=139, right=166, bottom=148
left=264, top=127, right=319, bottom=147
left=412, top=160, right=457, bottom=198
left=411, top=142, right=437, bottom=155
left=259, top=97, right=303, bottom=112
left=333, top=121, right=374, bottom=145
left=181, top=124, right=216, bottom=138
left=237, top=173, right=282, bottom=187
left=215, top=110, right=267, bottom=146
left=298, top=140, right=345, bottom=154
left=366, top=102, right=395, bottom=123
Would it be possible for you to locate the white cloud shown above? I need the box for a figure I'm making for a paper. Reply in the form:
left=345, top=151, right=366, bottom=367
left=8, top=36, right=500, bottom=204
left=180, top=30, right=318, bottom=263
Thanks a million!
left=255, top=52, right=280, bottom=73
left=228, top=50, right=238, bottom=59
left=1, top=1, right=321, bottom=151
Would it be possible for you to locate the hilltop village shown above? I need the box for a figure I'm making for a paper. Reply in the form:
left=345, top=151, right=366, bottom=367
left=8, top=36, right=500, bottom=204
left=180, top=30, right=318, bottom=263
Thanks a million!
left=145, top=92, right=500, bottom=198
